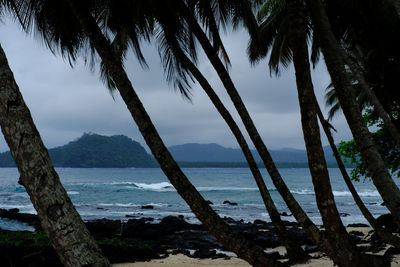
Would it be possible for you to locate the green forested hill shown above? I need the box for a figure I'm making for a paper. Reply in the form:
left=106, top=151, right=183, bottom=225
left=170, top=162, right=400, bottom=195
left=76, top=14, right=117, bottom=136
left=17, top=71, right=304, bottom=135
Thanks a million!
left=0, top=133, right=157, bottom=168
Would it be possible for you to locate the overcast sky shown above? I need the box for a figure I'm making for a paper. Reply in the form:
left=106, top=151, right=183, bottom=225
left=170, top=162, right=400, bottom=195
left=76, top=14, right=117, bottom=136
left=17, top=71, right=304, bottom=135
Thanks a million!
left=0, top=16, right=353, bottom=153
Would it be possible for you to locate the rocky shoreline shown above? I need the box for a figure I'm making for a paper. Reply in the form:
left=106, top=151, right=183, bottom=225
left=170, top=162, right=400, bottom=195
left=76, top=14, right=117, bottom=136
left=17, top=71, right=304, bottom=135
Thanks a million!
left=0, top=208, right=398, bottom=266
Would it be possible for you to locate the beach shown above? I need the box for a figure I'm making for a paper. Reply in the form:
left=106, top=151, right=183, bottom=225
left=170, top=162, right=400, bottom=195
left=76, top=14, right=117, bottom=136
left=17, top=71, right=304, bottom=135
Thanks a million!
left=113, top=252, right=400, bottom=267
left=111, top=227, right=400, bottom=267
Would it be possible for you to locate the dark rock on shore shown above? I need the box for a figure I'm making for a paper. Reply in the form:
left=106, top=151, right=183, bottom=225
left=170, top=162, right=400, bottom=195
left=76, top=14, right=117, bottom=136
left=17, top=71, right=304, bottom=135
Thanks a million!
left=347, top=223, right=369, bottom=227
left=223, top=200, right=238, bottom=206
left=141, top=205, right=154, bottom=209
left=0, top=209, right=379, bottom=266
left=0, top=208, right=41, bottom=230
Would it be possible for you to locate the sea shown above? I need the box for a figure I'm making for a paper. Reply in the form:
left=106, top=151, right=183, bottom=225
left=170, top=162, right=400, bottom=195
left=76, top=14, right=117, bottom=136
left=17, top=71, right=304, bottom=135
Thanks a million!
left=0, top=167, right=396, bottom=231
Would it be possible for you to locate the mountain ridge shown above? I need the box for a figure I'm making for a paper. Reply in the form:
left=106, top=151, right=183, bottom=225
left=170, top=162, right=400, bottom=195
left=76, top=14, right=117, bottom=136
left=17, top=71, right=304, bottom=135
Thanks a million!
left=0, top=134, right=346, bottom=168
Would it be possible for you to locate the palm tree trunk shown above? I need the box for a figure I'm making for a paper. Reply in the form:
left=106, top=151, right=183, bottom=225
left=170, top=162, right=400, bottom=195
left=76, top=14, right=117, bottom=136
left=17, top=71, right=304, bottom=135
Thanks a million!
left=313, top=92, right=400, bottom=248
left=64, top=1, right=283, bottom=266
left=166, top=34, right=308, bottom=261
left=341, top=49, right=400, bottom=147
left=0, top=43, right=110, bottom=267
left=306, top=0, right=400, bottom=228
left=287, top=3, right=382, bottom=265
left=179, top=3, right=351, bottom=263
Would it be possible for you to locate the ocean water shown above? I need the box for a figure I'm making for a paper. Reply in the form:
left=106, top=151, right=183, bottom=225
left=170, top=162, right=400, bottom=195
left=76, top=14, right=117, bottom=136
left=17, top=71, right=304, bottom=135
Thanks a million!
left=0, top=167, right=396, bottom=231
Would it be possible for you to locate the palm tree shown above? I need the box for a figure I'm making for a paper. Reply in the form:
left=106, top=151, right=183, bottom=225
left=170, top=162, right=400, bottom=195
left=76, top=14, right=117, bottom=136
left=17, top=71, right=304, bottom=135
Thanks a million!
left=0, top=42, right=110, bottom=266
left=306, top=0, right=400, bottom=227
left=152, top=7, right=307, bottom=261
left=171, top=1, right=380, bottom=265
left=10, top=0, right=283, bottom=265
left=313, top=91, right=400, bottom=248
left=250, top=0, right=386, bottom=265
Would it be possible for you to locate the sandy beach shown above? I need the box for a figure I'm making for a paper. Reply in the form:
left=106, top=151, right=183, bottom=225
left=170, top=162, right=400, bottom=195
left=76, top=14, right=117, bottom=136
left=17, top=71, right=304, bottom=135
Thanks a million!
left=113, top=253, right=400, bottom=267
left=113, top=252, right=400, bottom=267
left=113, top=227, right=400, bottom=267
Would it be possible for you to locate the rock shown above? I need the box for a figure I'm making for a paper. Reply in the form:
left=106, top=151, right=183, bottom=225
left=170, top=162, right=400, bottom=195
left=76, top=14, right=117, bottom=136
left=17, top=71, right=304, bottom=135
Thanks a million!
left=223, top=200, right=238, bottom=206
left=0, top=208, right=41, bottom=230
left=381, top=202, right=386, bottom=206
left=340, top=213, right=350, bottom=217
left=193, top=248, right=217, bottom=259
left=141, top=205, right=154, bottom=209
left=125, top=214, right=135, bottom=218
left=206, top=200, right=213, bottom=205
left=384, top=247, right=400, bottom=257
left=253, top=219, right=267, bottom=225
left=8, top=208, right=19, bottom=213
left=85, top=219, right=122, bottom=239
left=280, top=212, right=292, bottom=217
left=347, top=223, right=369, bottom=227
left=301, top=245, right=319, bottom=253
left=160, top=216, right=188, bottom=226
left=349, top=230, right=364, bottom=237
left=349, top=231, right=363, bottom=243
left=266, top=251, right=282, bottom=260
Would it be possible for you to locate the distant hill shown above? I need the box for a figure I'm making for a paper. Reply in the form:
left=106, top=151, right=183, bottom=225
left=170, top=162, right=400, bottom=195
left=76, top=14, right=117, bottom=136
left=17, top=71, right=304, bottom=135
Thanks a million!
left=0, top=134, right=348, bottom=168
left=169, top=143, right=339, bottom=166
left=0, top=133, right=157, bottom=168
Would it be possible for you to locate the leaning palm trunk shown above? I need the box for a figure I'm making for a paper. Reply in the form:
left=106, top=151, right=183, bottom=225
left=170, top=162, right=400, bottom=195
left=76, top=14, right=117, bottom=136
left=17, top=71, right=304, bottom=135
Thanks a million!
left=165, top=33, right=308, bottom=261
left=64, top=2, right=283, bottom=266
left=179, top=4, right=359, bottom=263
left=341, top=49, right=400, bottom=148
left=306, top=0, right=400, bottom=228
left=288, top=3, right=384, bottom=265
left=313, top=93, right=400, bottom=248
left=0, top=43, right=110, bottom=267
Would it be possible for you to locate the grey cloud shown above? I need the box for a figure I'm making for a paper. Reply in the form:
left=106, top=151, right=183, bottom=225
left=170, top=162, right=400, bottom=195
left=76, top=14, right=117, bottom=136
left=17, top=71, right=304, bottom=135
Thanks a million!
left=0, top=17, right=353, bottom=154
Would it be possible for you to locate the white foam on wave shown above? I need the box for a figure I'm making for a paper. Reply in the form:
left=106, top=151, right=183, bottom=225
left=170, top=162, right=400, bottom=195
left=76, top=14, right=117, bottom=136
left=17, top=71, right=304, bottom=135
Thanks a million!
left=289, top=189, right=380, bottom=197
left=332, top=190, right=380, bottom=197
left=332, top=191, right=351, bottom=197
left=197, top=187, right=258, bottom=191
left=290, top=189, right=314, bottom=195
left=98, top=203, right=140, bottom=207
left=358, top=190, right=380, bottom=197
left=109, top=181, right=137, bottom=185
left=67, top=191, right=79, bottom=195
left=133, top=182, right=174, bottom=191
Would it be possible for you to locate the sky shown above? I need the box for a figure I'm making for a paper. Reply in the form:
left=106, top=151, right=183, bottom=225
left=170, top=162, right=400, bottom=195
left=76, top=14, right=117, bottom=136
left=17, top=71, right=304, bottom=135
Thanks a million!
left=0, top=16, right=353, bottom=152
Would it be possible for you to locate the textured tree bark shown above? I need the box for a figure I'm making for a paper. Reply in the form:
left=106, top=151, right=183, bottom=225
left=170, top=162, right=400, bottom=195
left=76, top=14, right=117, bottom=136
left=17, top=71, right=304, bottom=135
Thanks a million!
left=306, top=0, right=400, bottom=228
left=166, top=33, right=308, bottom=262
left=0, top=43, right=110, bottom=267
left=287, top=2, right=385, bottom=265
left=341, top=49, right=400, bottom=148
left=65, top=1, right=284, bottom=266
left=313, top=93, right=400, bottom=248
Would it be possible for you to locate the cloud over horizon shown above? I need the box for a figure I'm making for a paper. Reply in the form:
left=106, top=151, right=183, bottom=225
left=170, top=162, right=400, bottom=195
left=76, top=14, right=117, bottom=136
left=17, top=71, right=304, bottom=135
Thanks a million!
left=0, top=17, right=352, bottom=153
